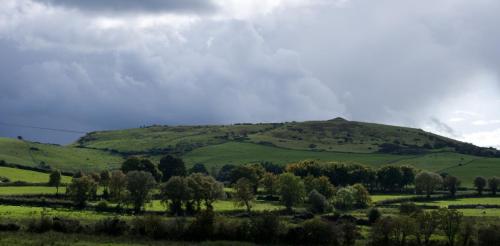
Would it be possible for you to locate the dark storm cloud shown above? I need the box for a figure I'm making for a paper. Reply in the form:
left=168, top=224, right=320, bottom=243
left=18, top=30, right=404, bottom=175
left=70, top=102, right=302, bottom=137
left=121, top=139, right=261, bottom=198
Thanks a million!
left=2, top=0, right=500, bottom=146
left=33, top=0, right=217, bottom=13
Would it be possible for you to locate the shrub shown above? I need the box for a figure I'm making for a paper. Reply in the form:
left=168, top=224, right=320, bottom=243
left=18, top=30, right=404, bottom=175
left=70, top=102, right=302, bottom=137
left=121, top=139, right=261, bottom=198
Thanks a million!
left=131, top=215, right=172, bottom=240
left=368, top=208, right=382, bottom=224
left=94, top=217, right=129, bottom=236
left=478, top=224, right=500, bottom=246
left=0, top=223, right=20, bottom=231
left=186, top=210, right=215, bottom=241
left=27, top=211, right=53, bottom=233
left=301, top=218, right=340, bottom=245
left=250, top=212, right=283, bottom=243
left=399, top=202, right=422, bottom=215
left=52, top=217, right=82, bottom=233
left=308, top=189, right=331, bottom=214
left=95, top=200, right=109, bottom=212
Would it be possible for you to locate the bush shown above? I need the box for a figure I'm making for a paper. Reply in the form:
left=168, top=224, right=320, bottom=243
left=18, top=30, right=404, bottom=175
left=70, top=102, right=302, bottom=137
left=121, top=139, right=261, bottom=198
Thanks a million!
left=0, top=223, right=20, bottom=231
left=94, top=217, right=129, bottom=236
left=308, top=190, right=331, bottom=214
left=478, top=224, right=500, bottom=246
left=95, top=200, right=109, bottom=212
left=250, top=212, right=283, bottom=243
left=52, top=217, right=82, bottom=233
left=27, top=211, right=53, bottom=233
left=368, top=208, right=382, bottom=224
left=186, top=210, right=215, bottom=241
left=131, top=215, right=169, bottom=240
left=214, top=217, right=251, bottom=242
left=301, top=218, right=340, bottom=245
left=399, top=202, right=422, bottom=215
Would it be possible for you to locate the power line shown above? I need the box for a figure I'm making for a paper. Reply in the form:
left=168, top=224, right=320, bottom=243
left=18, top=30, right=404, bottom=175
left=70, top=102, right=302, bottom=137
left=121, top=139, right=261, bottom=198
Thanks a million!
left=0, top=121, right=87, bottom=134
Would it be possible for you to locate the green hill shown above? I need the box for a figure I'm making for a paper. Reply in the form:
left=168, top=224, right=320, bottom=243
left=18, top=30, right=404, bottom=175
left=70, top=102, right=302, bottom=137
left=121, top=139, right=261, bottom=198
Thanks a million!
left=1, top=118, right=499, bottom=186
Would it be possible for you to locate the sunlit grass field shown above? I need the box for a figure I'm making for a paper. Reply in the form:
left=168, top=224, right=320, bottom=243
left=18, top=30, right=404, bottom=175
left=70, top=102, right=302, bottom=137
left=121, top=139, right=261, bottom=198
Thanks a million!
left=414, top=197, right=500, bottom=207
left=0, top=186, right=67, bottom=195
left=0, top=138, right=124, bottom=172
left=0, top=166, right=71, bottom=183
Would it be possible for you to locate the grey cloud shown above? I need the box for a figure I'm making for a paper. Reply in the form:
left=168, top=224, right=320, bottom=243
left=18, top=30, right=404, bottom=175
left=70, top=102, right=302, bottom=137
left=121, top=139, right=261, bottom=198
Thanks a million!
left=3, top=0, right=500, bottom=145
left=33, top=0, right=217, bottom=13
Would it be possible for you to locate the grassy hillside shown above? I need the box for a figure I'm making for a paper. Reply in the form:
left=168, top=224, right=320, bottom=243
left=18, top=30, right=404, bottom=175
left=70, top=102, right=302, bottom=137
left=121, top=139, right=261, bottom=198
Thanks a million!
left=0, top=166, right=71, bottom=183
left=76, top=118, right=465, bottom=154
left=1, top=118, right=499, bottom=186
left=0, top=138, right=123, bottom=172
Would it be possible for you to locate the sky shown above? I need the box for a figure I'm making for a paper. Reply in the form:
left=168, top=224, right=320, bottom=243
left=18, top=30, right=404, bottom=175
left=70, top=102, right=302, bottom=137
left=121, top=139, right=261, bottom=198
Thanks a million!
left=1, top=0, right=500, bottom=147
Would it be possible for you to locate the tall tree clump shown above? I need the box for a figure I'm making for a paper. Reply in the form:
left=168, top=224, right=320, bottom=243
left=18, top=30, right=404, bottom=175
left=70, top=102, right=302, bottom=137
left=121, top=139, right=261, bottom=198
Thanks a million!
left=126, top=171, right=156, bottom=213
left=233, top=178, right=255, bottom=214
left=161, top=176, right=191, bottom=215
left=158, top=155, right=186, bottom=182
left=187, top=173, right=224, bottom=212
left=488, top=176, right=500, bottom=195
left=67, top=175, right=98, bottom=208
left=474, top=176, right=487, bottom=195
left=48, top=170, right=62, bottom=196
left=122, top=157, right=162, bottom=181
left=415, top=171, right=443, bottom=198
left=444, top=175, right=461, bottom=197
left=109, top=170, right=128, bottom=207
left=278, top=173, right=305, bottom=212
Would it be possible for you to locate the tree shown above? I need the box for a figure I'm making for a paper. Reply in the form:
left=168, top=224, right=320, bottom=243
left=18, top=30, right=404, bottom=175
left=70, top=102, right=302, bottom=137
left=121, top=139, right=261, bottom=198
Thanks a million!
left=278, top=173, right=305, bottom=212
left=187, top=173, right=224, bottom=211
left=100, top=170, right=111, bottom=198
left=377, top=166, right=404, bottom=191
left=415, top=171, right=443, bottom=198
left=393, top=216, right=417, bottom=246
left=400, top=165, right=416, bottom=188
left=352, top=183, right=371, bottom=208
left=261, top=172, right=278, bottom=195
left=304, top=175, right=335, bottom=199
left=48, top=170, right=62, bottom=196
left=308, top=190, right=330, bottom=214
left=488, top=176, right=500, bottom=195
left=438, top=208, right=463, bottom=246
left=126, top=171, right=156, bottom=213
left=415, top=210, right=440, bottom=246
left=161, top=176, right=191, bottom=215
left=109, top=170, right=127, bottom=206
left=444, top=175, right=461, bottom=197
left=335, top=186, right=356, bottom=210
left=474, top=176, right=487, bottom=195
left=230, top=164, right=264, bottom=192
left=158, top=155, right=186, bottom=182
left=121, top=157, right=162, bottom=181
left=233, top=178, right=255, bottom=214
left=216, top=164, right=236, bottom=182
left=189, top=163, right=208, bottom=175
left=67, top=175, right=97, bottom=208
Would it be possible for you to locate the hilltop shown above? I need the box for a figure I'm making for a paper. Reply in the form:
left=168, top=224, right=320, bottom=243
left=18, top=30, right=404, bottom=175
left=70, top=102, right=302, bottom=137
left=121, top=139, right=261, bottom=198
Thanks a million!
left=1, top=118, right=499, bottom=186
left=76, top=118, right=497, bottom=157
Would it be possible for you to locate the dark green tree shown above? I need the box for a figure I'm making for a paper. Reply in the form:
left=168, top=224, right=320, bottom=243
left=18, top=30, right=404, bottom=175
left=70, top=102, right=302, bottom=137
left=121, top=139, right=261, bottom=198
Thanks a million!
left=188, top=163, right=208, bottom=175
left=48, top=170, right=62, bottom=196
left=158, top=155, right=186, bottom=182
left=474, top=176, right=487, bottom=195
left=126, top=171, right=156, bottom=213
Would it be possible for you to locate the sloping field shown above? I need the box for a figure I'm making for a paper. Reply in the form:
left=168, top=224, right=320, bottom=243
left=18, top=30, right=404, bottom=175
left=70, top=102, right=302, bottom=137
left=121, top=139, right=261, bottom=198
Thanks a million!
left=0, top=166, right=71, bottom=183
left=0, top=138, right=124, bottom=172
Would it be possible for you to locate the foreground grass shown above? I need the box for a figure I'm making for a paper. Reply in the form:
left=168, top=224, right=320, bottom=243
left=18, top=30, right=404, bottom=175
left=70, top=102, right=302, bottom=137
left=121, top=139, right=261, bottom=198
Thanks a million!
left=413, top=197, right=500, bottom=207
left=145, top=199, right=284, bottom=213
left=0, top=166, right=71, bottom=183
left=0, top=205, right=131, bottom=222
left=0, top=231, right=256, bottom=246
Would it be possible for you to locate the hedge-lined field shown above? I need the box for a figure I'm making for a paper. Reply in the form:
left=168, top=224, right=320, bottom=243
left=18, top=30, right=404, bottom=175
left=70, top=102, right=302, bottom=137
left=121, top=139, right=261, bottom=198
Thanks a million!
left=0, top=166, right=71, bottom=183
left=0, top=186, right=66, bottom=196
